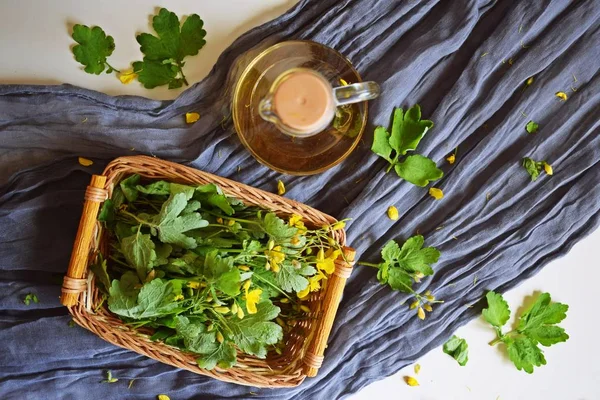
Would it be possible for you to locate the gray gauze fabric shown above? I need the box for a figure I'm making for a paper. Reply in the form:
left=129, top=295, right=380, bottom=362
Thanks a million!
left=1, top=0, right=599, bottom=398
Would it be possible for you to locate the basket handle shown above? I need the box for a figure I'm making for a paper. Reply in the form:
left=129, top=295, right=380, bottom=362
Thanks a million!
left=60, top=175, right=107, bottom=307
left=303, top=246, right=355, bottom=377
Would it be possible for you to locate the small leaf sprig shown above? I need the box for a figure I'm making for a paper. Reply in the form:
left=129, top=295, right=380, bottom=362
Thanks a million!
left=359, top=235, right=442, bottom=319
left=483, top=291, right=569, bottom=373
left=371, top=105, right=443, bottom=187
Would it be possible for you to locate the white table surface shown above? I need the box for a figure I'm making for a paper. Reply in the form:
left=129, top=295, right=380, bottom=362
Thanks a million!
left=1, top=1, right=598, bottom=399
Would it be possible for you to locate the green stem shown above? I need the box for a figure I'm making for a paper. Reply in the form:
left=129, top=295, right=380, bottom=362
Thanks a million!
left=489, top=329, right=515, bottom=346
left=177, top=62, right=189, bottom=86
left=358, top=262, right=380, bottom=268
left=120, top=210, right=157, bottom=228
left=105, top=61, right=121, bottom=74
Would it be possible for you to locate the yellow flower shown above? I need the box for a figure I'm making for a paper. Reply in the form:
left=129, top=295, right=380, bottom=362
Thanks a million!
left=277, top=180, right=286, bottom=195
left=387, top=205, right=399, bottom=220
left=185, top=112, right=200, bottom=124
left=297, top=272, right=325, bottom=298
left=78, top=157, right=93, bottom=166
left=245, top=287, right=262, bottom=314
left=243, top=280, right=251, bottom=292
left=186, top=281, right=200, bottom=289
left=173, top=294, right=184, bottom=301
left=288, top=214, right=307, bottom=233
left=429, top=187, right=444, bottom=200
left=555, top=91, right=568, bottom=101
left=446, top=153, right=456, bottom=164
left=266, top=246, right=285, bottom=272
left=543, top=162, right=553, bottom=176
left=331, top=221, right=346, bottom=230
left=118, top=70, right=137, bottom=84
left=316, top=249, right=340, bottom=275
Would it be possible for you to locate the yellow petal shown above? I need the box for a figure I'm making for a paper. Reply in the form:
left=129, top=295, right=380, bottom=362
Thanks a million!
left=118, top=70, right=137, bottom=84
left=173, top=294, right=184, bottom=301
left=429, top=187, right=444, bottom=200
left=387, top=205, right=399, bottom=221
left=331, top=220, right=346, bottom=230
left=417, top=307, right=426, bottom=320
left=186, top=281, right=200, bottom=289
left=185, top=112, right=200, bottom=124
left=243, top=280, right=251, bottom=292
left=555, top=91, right=568, bottom=101
left=297, top=286, right=310, bottom=299
left=525, top=76, right=534, bottom=86
left=157, top=395, right=171, bottom=400
left=277, top=180, right=286, bottom=195
left=414, top=364, right=421, bottom=374
left=245, top=288, right=262, bottom=314
left=404, top=376, right=419, bottom=387
left=78, top=157, right=93, bottom=167
left=446, top=154, right=456, bottom=165
left=544, top=162, right=553, bottom=176
left=339, top=78, right=349, bottom=86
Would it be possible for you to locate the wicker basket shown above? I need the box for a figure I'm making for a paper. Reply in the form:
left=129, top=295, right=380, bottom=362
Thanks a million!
left=60, top=156, right=355, bottom=388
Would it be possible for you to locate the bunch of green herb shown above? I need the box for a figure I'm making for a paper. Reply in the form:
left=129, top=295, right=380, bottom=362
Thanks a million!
left=371, top=105, right=443, bottom=186
left=483, top=291, right=569, bottom=373
left=358, top=235, right=442, bottom=319
left=71, top=8, right=206, bottom=89
left=94, top=175, right=343, bottom=369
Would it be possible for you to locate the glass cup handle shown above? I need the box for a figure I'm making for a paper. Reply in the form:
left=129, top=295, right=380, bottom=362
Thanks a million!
left=332, top=81, right=381, bottom=106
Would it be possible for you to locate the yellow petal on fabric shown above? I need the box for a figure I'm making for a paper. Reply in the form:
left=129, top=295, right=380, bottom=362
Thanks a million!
left=78, top=157, right=93, bottom=166
left=185, top=112, right=200, bottom=124
left=387, top=205, right=399, bottom=221
left=555, top=91, right=568, bottom=101
left=245, top=288, right=262, bottom=314
left=544, top=162, right=553, bottom=176
left=404, top=376, right=419, bottom=387
left=277, top=180, right=286, bottom=195
left=417, top=307, right=426, bottom=320
left=118, top=70, right=137, bottom=84
left=446, top=154, right=456, bottom=164
left=429, top=187, right=444, bottom=200
left=157, top=395, right=171, bottom=400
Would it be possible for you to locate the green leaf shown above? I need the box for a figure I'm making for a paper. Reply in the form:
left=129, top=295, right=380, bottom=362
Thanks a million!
left=90, top=254, right=111, bottom=293
left=505, top=336, right=546, bottom=374
left=71, top=25, right=115, bottom=75
left=386, top=268, right=413, bottom=292
left=394, top=154, right=444, bottom=187
left=108, top=278, right=185, bottom=319
left=397, top=235, right=440, bottom=275
left=263, top=213, right=297, bottom=240
left=518, top=292, right=569, bottom=346
left=223, top=301, right=282, bottom=358
left=135, top=8, right=207, bottom=89
left=443, top=335, right=469, bottom=366
left=389, top=105, right=434, bottom=156
left=179, top=14, right=207, bottom=58
left=133, top=60, right=177, bottom=89
left=176, top=316, right=219, bottom=354
left=202, top=251, right=241, bottom=296
left=381, top=240, right=402, bottom=263
left=98, top=199, right=114, bottom=223
left=170, top=183, right=195, bottom=200
left=120, top=174, right=141, bottom=202
left=182, top=200, right=202, bottom=214
left=154, top=243, right=173, bottom=266
left=136, top=181, right=170, bottom=195
left=482, top=291, right=510, bottom=328
left=371, top=126, right=394, bottom=163
left=106, top=271, right=140, bottom=314
left=102, top=370, right=119, bottom=383
left=121, top=230, right=157, bottom=279
left=23, top=293, right=39, bottom=306
left=275, top=261, right=316, bottom=293
left=154, top=193, right=209, bottom=248
left=526, top=121, right=539, bottom=134
left=522, top=157, right=547, bottom=181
